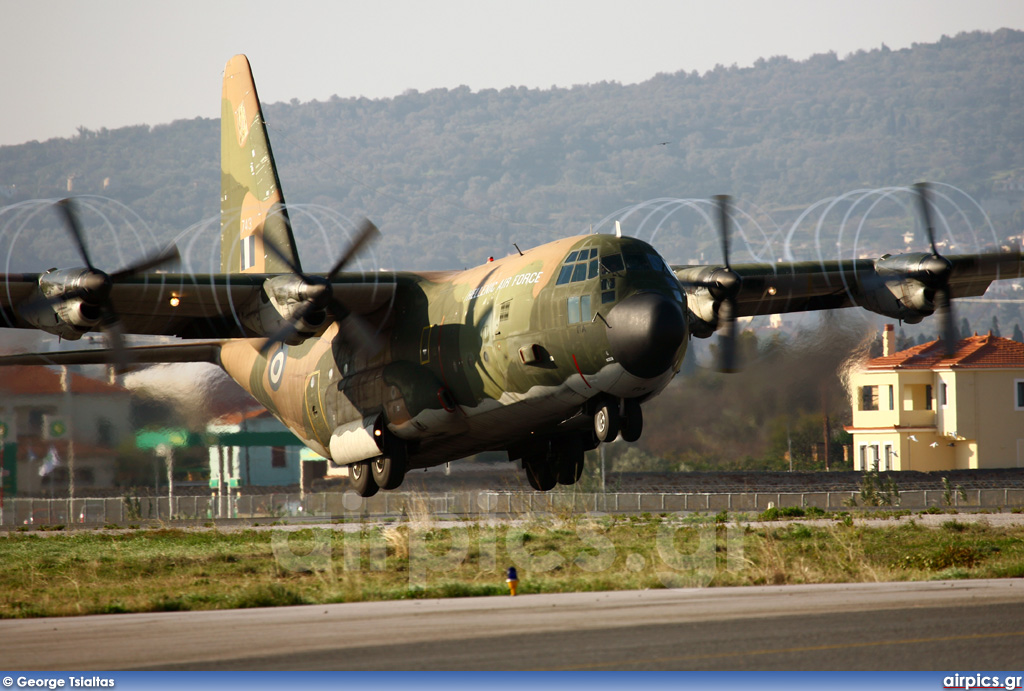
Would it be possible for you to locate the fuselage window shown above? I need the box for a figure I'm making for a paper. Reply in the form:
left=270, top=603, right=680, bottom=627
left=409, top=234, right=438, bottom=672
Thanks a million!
left=567, top=295, right=592, bottom=324
left=601, top=277, right=616, bottom=304
left=580, top=294, right=591, bottom=322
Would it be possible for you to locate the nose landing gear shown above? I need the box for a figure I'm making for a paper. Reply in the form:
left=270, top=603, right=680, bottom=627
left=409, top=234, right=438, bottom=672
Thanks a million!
left=592, top=396, right=644, bottom=443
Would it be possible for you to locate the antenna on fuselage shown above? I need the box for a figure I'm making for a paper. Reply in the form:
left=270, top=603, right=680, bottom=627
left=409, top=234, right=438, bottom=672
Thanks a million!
left=513, top=242, right=523, bottom=256
left=615, top=221, right=622, bottom=238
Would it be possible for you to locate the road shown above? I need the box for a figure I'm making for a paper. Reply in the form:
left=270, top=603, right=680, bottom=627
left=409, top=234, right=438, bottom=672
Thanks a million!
left=2, top=580, right=1022, bottom=670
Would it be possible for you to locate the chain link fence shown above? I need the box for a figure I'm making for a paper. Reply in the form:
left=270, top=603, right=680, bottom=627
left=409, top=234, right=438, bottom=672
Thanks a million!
left=2, top=486, right=1023, bottom=526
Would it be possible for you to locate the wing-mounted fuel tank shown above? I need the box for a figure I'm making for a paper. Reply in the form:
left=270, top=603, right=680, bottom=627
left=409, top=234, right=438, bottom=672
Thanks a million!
left=327, top=360, right=467, bottom=466
left=18, top=268, right=106, bottom=339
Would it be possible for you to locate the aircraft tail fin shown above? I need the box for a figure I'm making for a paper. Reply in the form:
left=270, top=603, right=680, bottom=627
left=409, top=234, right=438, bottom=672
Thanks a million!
left=220, top=54, right=301, bottom=274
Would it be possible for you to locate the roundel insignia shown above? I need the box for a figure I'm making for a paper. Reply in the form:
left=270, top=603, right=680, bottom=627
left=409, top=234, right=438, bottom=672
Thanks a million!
left=0, top=421, right=7, bottom=439
left=268, top=344, right=288, bottom=391
left=49, top=420, right=66, bottom=438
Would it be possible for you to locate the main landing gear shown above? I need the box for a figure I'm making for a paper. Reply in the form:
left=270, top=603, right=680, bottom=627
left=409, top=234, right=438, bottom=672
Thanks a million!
left=348, top=431, right=409, bottom=497
left=519, top=397, right=644, bottom=492
left=522, top=434, right=589, bottom=491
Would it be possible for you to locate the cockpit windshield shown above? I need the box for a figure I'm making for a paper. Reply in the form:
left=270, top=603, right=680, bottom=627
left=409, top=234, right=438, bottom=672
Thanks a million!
left=600, top=254, right=624, bottom=274
left=556, top=246, right=680, bottom=301
left=555, top=247, right=599, bottom=285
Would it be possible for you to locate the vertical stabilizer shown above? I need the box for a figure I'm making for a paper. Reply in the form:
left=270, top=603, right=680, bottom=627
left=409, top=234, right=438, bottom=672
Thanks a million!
left=220, top=54, right=301, bottom=274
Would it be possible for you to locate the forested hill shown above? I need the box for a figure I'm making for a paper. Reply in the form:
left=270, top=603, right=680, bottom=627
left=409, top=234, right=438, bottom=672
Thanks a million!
left=3, top=28, right=1024, bottom=271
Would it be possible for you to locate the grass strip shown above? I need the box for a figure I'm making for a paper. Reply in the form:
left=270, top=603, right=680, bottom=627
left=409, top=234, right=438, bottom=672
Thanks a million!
left=2, top=514, right=1023, bottom=618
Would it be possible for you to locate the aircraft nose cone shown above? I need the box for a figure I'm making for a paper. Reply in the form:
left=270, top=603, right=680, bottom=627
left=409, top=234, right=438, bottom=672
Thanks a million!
left=605, top=292, right=686, bottom=379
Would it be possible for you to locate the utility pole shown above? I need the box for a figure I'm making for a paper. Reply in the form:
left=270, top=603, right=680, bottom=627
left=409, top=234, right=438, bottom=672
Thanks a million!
left=787, top=420, right=793, bottom=473
left=822, top=384, right=831, bottom=472
left=60, top=366, right=75, bottom=516
left=600, top=444, right=606, bottom=493
left=0, top=419, right=6, bottom=524
left=156, top=444, right=174, bottom=518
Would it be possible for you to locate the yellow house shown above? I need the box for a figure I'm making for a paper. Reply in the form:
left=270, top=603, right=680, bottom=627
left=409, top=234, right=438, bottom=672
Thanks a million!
left=846, top=325, right=1024, bottom=471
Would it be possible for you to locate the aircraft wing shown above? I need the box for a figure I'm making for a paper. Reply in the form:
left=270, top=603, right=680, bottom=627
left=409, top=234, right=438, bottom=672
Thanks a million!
left=0, top=272, right=397, bottom=340
left=0, top=342, right=224, bottom=367
left=674, top=250, right=1024, bottom=323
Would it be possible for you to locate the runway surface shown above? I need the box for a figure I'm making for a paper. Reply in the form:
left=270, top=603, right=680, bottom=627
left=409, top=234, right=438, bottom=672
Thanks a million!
left=2, top=579, right=1022, bottom=670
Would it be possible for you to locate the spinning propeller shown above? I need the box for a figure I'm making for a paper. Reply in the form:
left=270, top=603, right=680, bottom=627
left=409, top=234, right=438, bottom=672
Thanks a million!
left=678, top=195, right=743, bottom=372
left=711, top=195, right=743, bottom=373
left=47, top=198, right=180, bottom=371
left=912, top=182, right=958, bottom=356
left=258, top=218, right=383, bottom=355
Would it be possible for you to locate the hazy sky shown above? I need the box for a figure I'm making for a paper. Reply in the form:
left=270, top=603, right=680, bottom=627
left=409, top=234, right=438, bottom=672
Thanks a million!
left=3, top=0, right=1024, bottom=147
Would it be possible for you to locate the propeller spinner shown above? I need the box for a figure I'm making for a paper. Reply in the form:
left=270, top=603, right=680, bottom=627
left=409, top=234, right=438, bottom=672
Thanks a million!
left=41, top=198, right=181, bottom=371
left=258, top=218, right=383, bottom=355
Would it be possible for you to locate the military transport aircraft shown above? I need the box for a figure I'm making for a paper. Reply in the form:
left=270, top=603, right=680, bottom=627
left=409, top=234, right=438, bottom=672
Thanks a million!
left=1, top=55, right=1021, bottom=496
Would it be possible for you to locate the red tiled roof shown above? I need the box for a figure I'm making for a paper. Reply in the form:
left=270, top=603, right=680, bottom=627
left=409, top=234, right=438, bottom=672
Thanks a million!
left=18, top=437, right=119, bottom=459
left=866, top=333, right=1024, bottom=370
left=0, top=366, right=126, bottom=395
left=214, top=408, right=271, bottom=426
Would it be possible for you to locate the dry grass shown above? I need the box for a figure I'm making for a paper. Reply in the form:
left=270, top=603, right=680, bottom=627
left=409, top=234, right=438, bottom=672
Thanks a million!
left=2, top=513, right=1023, bottom=618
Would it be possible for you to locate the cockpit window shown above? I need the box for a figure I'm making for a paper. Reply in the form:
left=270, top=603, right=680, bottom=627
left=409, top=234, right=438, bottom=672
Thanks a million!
left=623, top=252, right=649, bottom=272
left=556, top=247, right=598, bottom=285
left=646, top=252, right=667, bottom=272
left=600, top=254, right=624, bottom=274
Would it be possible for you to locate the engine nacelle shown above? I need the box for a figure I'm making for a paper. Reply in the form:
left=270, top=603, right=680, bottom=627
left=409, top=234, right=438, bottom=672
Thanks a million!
left=858, top=253, right=948, bottom=323
left=857, top=276, right=932, bottom=324
left=18, top=268, right=105, bottom=339
left=239, top=275, right=327, bottom=343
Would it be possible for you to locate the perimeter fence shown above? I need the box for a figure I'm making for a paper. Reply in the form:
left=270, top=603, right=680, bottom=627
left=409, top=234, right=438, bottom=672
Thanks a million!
left=3, top=486, right=1024, bottom=526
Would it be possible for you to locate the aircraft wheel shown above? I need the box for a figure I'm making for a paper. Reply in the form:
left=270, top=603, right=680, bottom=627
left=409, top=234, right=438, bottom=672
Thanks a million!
left=372, top=439, right=408, bottom=490
left=555, top=436, right=585, bottom=485
left=593, top=400, right=620, bottom=443
left=621, top=398, right=643, bottom=442
left=349, top=461, right=379, bottom=498
left=523, top=454, right=557, bottom=491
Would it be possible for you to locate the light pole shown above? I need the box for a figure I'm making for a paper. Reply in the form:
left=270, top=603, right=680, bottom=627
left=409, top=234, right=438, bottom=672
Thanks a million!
left=156, top=443, right=174, bottom=517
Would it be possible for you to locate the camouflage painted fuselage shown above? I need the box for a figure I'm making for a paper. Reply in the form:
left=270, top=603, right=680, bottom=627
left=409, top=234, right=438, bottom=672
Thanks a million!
left=218, top=233, right=687, bottom=469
